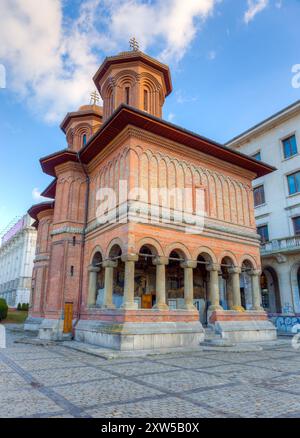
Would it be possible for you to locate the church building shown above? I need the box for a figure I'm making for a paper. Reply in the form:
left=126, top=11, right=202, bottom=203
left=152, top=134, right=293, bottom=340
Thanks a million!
left=25, top=44, right=277, bottom=350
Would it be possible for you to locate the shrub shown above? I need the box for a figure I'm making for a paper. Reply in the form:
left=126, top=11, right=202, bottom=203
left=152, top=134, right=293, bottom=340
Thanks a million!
left=17, top=303, right=21, bottom=311
left=21, top=303, right=29, bottom=311
left=0, top=298, right=8, bottom=321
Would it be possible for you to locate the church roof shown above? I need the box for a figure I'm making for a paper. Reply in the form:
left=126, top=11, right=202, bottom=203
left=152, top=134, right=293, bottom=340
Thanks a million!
left=39, top=104, right=275, bottom=178
left=93, top=51, right=172, bottom=97
left=28, top=201, right=55, bottom=225
left=41, top=179, right=57, bottom=199
left=80, top=104, right=275, bottom=178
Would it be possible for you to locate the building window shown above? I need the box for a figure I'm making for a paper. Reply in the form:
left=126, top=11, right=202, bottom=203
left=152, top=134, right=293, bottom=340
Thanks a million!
left=257, top=225, right=269, bottom=243
left=72, top=236, right=76, bottom=246
left=293, top=217, right=300, bottom=235
left=283, top=135, right=297, bottom=159
left=252, top=151, right=261, bottom=161
left=70, top=266, right=74, bottom=277
left=287, top=171, right=300, bottom=195
left=82, top=134, right=87, bottom=147
left=125, top=87, right=130, bottom=105
left=253, top=185, right=265, bottom=207
left=144, top=90, right=148, bottom=112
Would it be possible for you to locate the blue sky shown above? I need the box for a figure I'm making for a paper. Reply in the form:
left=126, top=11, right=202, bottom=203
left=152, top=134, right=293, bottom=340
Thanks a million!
left=0, top=0, right=300, bottom=234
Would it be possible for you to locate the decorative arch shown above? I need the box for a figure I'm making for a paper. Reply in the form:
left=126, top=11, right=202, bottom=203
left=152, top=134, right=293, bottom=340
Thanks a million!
left=218, top=250, right=238, bottom=267
left=135, top=237, right=164, bottom=257
left=239, top=254, right=258, bottom=270
left=193, top=247, right=217, bottom=264
left=106, top=238, right=125, bottom=259
left=90, top=245, right=104, bottom=264
left=165, top=243, right=191, bottom=260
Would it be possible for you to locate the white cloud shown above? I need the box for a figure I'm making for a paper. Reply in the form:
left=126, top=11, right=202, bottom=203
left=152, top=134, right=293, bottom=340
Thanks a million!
left=32, top=188, right=47, bottom=202
left=0, top=0, right=220, bottom=123
left=244, top=0, right=269, bottom=24
left=167, top=112, right=176, bottom=122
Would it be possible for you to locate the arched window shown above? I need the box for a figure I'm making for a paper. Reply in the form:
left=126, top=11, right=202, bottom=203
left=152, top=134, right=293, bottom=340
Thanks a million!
left=144, top=89, right=149, bottom=112
left=82, top=134, right=87, bottom=147
left=125, top=87, right=130, bottom=105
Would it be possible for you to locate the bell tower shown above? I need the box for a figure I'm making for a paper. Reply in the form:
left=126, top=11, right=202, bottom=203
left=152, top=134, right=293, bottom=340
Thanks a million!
left=93, top=39, right=172, bottom=122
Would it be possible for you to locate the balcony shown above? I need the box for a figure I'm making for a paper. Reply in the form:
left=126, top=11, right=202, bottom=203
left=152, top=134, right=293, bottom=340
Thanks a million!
left=261, top=235, right=300, bottom=256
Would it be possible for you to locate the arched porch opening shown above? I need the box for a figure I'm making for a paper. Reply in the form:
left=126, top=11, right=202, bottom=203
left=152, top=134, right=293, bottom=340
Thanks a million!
left=261, top=267, right=281, bottom=313
left=135, top=245, right=157, bottom=309
left=194, top=254, right=211, bottom=324
left=166, top=250, right=185, bottom=309
left=87, top=251, right=103, bottom=307
left=109, top=244, right=124, bottom=309
left=220, top=256, right=235, bottom=310
left=241, top=260, right=255, bottom=310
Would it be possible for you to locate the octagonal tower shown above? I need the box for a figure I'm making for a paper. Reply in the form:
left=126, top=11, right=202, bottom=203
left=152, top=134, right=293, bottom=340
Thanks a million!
left=93, top=50, right=172, bottom=122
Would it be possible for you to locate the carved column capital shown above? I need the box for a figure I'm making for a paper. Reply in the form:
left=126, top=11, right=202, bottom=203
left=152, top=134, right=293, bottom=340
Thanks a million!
left=206, top=263, right=220, bottom=272
left=180, top=260, right=197, bottom=269
left=121, top=253, right=139, bottom=263
left=102, top=260, right=118, bottom=269
left=153, top=256, right=169, bottom=266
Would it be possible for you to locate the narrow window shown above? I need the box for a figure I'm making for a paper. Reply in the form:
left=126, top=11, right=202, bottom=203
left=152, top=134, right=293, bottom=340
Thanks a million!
left=144, top=89, right=148, bottom=112
left=82, top=134, right=87, bottom=147
left=72, top=236, right=76, bottom=246
left=287, top=171, right=300, bottom=195
left=257, top=225, right=269, bottom=243
left=70, top=266, right=74, bottom=277
left=253, top=185, right=266, bottom=207
left=293, top=216, right=300, bottom=235
left=125, top=87, right=130, bottom=105
left=283, top=135, right=297, bottom=159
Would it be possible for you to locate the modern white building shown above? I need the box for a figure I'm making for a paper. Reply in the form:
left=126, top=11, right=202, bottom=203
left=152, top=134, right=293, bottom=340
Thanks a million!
left=0, top=214, right=37, bottom=307
left=227, top=100, right=300, bottom=329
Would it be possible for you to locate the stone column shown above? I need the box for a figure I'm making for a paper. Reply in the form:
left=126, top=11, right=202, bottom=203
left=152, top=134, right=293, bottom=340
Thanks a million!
left=121, top=254, right=139, bottom=310
left=207, top=263, right=223, bottom=311
left=152, top=256, right=169, bottom=310
left=228, top=267, right=243, bottom=311
left=250, top=269, right=263, bottom=311
left=87, top=265, right=100, bottom=307
left=102, top=260, right=118, bottom=309
left=180, top=260, right=197, bottom=311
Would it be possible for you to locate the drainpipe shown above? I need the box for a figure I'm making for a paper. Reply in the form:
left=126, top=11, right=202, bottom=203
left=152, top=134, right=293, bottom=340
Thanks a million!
left=73, top=153, right=90, bottom=337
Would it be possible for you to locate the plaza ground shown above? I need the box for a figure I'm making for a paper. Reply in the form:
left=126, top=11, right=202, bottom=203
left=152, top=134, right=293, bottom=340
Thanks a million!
left=1, top=326, right=300, bottom=418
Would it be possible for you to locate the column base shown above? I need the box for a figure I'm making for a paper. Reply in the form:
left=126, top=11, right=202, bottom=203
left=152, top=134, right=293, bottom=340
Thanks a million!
left=230, top=306, right=246, bottom=313
left=121, top=302, right=139, bottom=310
left=183, top=304, right=198, bottom=311
left=102, top=304, right=116, bottom=310
left=208, top=305, right=223, bottom=312
left=153, top=303, right=169, bottom=311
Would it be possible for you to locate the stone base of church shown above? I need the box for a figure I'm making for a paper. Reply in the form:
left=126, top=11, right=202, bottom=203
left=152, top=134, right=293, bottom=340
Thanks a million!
left=38, top=318, right=72, bottom=341
left=74, top=310, right=204, bottom=351
left=24, top=316, right=44, bottom=332
left=209, top=310, right=277, bottom=343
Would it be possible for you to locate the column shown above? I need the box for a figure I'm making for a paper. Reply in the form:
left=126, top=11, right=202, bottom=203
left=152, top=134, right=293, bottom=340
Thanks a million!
left=121, top=254, right=139, bottom=310
left=102, top=260, right=118, bottom=309
left=180, top=261, right=197, bottom=311
left=228, top=267, right=243, bottom=310
left=87, top=265, right=100, bottom=307
left=152, top=256, right=169, bottom=310
left=207, top=263, right=223, bottom=311
left=250, top=269, right=263, bottom=311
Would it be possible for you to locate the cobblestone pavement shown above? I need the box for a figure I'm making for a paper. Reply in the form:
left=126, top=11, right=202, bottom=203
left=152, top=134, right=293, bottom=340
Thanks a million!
left=1, top=327, right=300, bottom=418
